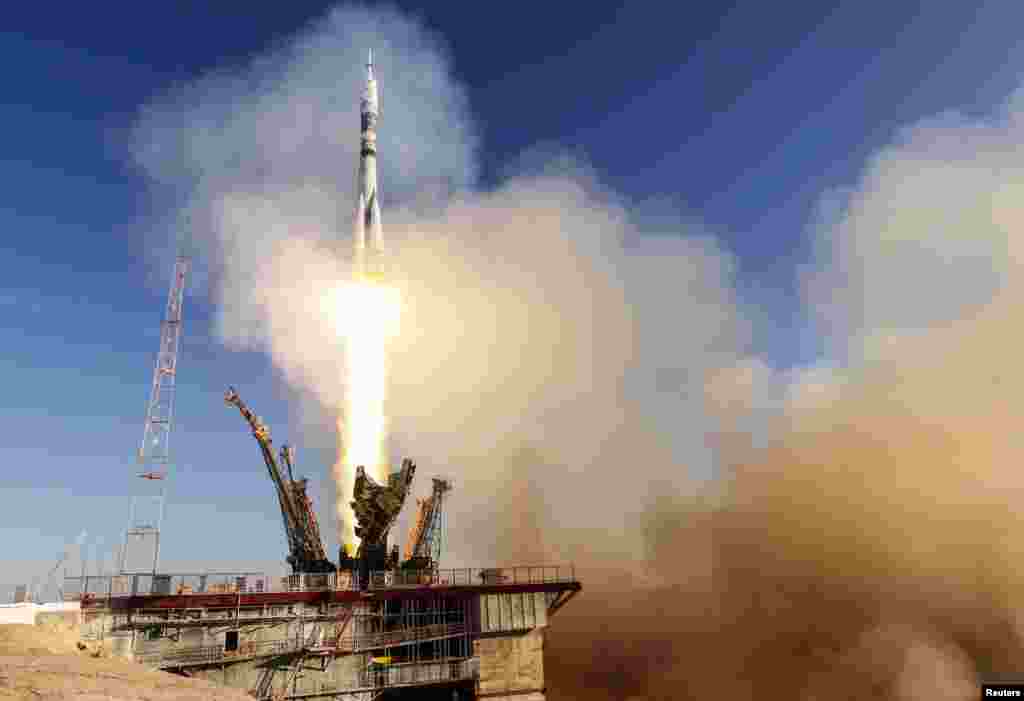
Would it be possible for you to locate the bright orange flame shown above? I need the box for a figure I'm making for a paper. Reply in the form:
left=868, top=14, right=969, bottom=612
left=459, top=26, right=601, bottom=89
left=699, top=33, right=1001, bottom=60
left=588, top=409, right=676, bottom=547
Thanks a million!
left=328, top=281, right=400, bottom=550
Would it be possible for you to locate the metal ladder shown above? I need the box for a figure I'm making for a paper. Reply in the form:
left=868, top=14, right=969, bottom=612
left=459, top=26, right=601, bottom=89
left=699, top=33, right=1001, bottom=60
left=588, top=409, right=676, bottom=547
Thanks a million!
left=253, top=665, right=275, bottom=699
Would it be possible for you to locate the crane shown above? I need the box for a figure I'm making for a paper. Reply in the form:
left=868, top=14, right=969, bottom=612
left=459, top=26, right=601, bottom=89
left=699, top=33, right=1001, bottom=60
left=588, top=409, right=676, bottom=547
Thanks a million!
left=120, top=257, right=189, bottom=574
left=280, top=445, right=329, bottom=569
left=224, top=387, right=334, bottom=573
left=32, top=548, right=71, bottom=603
left=402, top=478, right=451, bottom=571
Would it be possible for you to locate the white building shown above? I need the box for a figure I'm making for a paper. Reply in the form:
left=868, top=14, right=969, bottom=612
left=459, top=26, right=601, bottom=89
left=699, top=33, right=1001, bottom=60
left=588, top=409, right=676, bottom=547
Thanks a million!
left=0, top=601, right=81, bottom=626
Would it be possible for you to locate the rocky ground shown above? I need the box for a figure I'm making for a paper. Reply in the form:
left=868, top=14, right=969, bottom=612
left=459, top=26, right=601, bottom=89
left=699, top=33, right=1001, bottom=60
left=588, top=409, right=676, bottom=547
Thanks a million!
left=0, top=624, right=254, bottom=701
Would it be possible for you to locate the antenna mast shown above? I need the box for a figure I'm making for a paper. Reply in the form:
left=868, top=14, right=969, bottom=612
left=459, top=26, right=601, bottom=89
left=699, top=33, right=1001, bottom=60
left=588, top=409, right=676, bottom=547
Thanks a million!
left=120, top=257, right=189, bottom=575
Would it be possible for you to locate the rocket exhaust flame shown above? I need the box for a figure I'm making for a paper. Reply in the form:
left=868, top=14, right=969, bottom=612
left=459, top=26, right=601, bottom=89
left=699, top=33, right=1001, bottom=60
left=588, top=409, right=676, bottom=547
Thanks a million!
left=330, top=281, right=400, bottom=549
left=341, top=285, right=396, bottom=464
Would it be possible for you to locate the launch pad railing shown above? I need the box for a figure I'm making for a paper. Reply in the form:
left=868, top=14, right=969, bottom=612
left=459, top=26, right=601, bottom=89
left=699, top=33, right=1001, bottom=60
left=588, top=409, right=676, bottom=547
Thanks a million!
left=395, top=565, right=578, bottom=588
left=65, top=565, right=577, bottom=600
left=358, top=656, right=477, bottom=689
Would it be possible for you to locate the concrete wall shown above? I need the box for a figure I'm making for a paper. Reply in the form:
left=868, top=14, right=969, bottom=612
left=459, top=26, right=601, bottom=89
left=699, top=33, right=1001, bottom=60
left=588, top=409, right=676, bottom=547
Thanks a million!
left=133, top=617, right=299, bottom=659
left=124, top=601, right=363, bottom=695
left=474, top=628, right=545, bottom=699
left=106, top=633, right=135, bottom=659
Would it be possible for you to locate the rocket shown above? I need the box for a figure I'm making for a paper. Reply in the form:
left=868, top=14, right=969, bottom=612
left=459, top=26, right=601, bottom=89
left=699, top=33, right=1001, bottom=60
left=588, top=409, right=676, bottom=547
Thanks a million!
left=354, top=49, right=383, bottom=281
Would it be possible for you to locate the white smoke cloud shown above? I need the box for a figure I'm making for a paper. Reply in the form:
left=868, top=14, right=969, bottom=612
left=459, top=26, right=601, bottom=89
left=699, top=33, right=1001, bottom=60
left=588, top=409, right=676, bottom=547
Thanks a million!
left=377, top=170, right=749, bottom=561
left=130, top=3, right=750, bottom=564
left=805, top=88, right=1024, bottom=361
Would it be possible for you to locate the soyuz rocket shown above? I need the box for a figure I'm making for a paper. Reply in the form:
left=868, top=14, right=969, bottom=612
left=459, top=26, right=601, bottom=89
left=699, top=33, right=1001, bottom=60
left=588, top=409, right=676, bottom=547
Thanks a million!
left=354, top=49, right=383, bottom=281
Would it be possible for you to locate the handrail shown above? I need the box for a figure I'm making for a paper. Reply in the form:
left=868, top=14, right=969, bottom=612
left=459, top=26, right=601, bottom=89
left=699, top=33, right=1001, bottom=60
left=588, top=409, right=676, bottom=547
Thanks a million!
left=344, top=623, right=468, bottom=652
left=358, top=656, right=476, bottom=690
left=135, top=637, right=298, bottom=668
left=254, top=657, right=479, bottom=699
left=137, top=621, right=472, bottom=668
left=65, top=565, right=578, bottom=600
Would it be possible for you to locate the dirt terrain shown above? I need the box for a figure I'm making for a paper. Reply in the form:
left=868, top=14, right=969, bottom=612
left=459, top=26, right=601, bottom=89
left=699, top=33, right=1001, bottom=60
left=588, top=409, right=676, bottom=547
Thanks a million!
left=0, top=624, right=253, bottom=701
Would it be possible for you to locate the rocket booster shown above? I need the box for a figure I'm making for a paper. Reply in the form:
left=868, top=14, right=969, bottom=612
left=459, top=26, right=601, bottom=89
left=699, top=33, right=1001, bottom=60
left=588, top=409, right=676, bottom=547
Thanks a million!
left=354, top=49, right=383, bottom=280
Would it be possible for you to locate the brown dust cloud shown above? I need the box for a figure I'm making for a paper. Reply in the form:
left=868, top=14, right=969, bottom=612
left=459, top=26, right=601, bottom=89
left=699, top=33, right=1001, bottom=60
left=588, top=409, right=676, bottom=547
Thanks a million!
left=128, top=5, right=1024, bottom=699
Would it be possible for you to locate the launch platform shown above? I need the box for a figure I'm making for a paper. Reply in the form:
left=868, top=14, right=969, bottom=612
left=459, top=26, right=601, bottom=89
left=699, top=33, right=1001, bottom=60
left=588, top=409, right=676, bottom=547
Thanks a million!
left=67, top=566, right=579, bottom=701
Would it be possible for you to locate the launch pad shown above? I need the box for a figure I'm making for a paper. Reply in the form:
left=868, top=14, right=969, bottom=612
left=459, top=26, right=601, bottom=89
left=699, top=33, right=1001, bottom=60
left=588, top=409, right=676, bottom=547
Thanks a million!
left=69, top=385, right=580, bottom=699
left=63, top=385, right=580, bottom=700
left=68, top=567, right=578, bottom=701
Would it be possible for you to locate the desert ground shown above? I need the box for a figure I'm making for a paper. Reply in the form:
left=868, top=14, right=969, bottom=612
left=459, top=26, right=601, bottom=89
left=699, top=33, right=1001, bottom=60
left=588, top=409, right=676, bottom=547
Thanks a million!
left=0, top=624, right=254, bottom=701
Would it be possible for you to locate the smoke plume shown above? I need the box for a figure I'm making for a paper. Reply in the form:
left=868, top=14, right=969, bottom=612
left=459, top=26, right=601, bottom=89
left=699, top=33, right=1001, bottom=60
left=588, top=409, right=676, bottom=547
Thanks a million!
left=542, top=89, right=1024, bottom=700
left=131, top=4, right=745, bottom=561
left=131, top=3, right=1024, bottom=699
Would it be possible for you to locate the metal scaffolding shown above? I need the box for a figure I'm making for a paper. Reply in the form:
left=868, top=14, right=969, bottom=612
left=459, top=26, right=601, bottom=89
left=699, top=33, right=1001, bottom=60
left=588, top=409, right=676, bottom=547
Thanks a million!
left=68, top=565, right=580, bottom=700
left=120, top=257, right=189, bottom=575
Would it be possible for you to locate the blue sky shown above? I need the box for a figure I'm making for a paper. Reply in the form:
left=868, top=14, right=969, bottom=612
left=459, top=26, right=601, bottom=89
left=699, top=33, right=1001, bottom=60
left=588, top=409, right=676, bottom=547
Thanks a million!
left=2, top=1, right=1022, bottom=597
